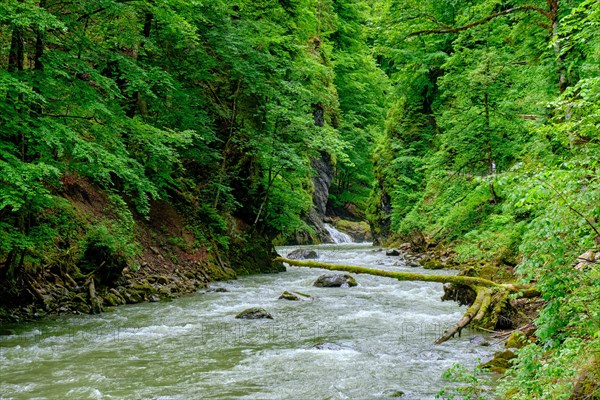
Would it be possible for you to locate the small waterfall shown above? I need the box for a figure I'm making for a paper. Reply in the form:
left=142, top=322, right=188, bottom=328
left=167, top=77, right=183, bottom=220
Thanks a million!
left=324, top=223, right=353, bottom=244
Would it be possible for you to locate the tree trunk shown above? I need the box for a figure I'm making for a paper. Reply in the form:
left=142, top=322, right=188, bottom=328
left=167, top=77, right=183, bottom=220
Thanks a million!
left=275, top=257, right=538, bottom=344
left=8, top=27, right=24, bottom=73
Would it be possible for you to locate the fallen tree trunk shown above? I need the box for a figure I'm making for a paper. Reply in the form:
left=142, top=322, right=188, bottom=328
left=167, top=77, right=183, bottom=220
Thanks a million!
left=274, top=257, right=537, bottom=344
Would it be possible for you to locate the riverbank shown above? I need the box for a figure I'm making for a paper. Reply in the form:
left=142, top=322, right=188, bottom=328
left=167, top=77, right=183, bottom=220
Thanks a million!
left=0, top=215, right=365, bottom=323
left=392, top=241, right=540, bottom=321
left=0, top=243, right=502, bottom=399
left=0, top=188, right=284, bottom=323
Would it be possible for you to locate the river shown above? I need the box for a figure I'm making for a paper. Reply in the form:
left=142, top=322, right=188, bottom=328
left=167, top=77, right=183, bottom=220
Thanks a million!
left=0, top=243, right=499, bottom=399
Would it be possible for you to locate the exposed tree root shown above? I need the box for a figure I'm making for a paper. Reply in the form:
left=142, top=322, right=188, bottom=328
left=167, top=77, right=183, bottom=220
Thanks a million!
left=435, top=286, right=489, bottom=343
left=275, top=257, right=538, bottom=344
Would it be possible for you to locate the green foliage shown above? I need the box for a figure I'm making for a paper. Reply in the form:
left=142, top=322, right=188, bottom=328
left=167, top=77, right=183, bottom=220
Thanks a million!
left=369, top=0, right=600, bottom=397
left=0, top=0, right=372, bottom=285
left=328, top=0, right=389, bottom=213
left=499, top=338, right=600, bottom=399
left=436, top=362, right=492, bottom=400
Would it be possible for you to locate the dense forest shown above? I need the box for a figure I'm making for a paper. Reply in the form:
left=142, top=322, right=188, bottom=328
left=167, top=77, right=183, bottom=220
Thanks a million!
left=1, top=0, right=599, bottom=398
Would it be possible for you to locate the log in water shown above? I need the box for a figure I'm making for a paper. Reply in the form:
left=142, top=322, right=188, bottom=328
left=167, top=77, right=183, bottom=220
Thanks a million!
left=0, top=244, right=499, bottom=399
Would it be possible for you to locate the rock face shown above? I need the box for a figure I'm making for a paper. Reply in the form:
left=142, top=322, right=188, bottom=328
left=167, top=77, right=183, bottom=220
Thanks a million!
left=235, top=307, right=273, bottom=320
left=330, top=219, right=372, bottom=242
left=293, top=152, right=334, bottom=244
left=287, top=249, right=318, bottom=260
left=313, top=274, right=357, bottom=288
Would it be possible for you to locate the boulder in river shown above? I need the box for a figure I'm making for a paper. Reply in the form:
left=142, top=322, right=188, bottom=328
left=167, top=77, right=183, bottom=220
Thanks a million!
left=207, top=287, right=229, bottom=293
left=469, top=335, right=491, bottom=346
left=386, top=249, right=401, bottom=256
left=313, top=274, right=357, bottom=288
left=287, top=249, right=319, bottom=260
left=312, top=342, right=351, bottom=351
left=278, top=291, right=313, bottom=301
left=382, top=389, right=406, bottom=398
left=235, top=307, right=273, bottom=320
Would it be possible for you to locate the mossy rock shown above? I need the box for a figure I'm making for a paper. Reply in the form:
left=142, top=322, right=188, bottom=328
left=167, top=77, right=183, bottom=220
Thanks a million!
left=278, top=291, right=313, bottom=301
left=90, top=297, right=104, bottom=314
left=183, top=271, right=196, bottom=279
left=73, top=293, right=88, bottom=303
left=122, top=289, right=144, bottom=304
left=131, top=281, right=157, bottom=294
left=147, top=275, right=170, bottom=285
left=204, top=260, right=237, bottom=281
left=480, top=350, right=517, bottom=374
left=505, top=331, right=528, bottom=349
left=235, top=307, right=273, bottom=320
left=421, top=258, right=444, bottom=270
left=103, top=293, right=123, bottom=307
left=382, top=389, right=405, bottom=398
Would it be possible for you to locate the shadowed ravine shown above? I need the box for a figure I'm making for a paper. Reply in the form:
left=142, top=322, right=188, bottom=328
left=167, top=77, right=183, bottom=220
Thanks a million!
left=0, top=244, right=499, bottom=399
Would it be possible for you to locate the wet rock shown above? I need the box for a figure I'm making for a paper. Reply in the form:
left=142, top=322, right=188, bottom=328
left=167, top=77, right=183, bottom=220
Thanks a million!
left=76, top=303, right=92, bottom=314
left=313, top=274, right=357, bottom=288
left=147, top=275, right=169, bottom=285
left=287, top=249, right=318, bottom=260
left=122, top=289, right=143, bottom=304
left=386, top=249, right=401, bottom=256
left=103, top=293, right=122, bottom=307
left=148, top=294, right=161, bottom=302
left=235, top=307, right=273, bottom=320
left=73, top=293, right=88, bottom=303
left=421, top=258, right=444, bottom=270
left=278, top=291, right=312, bottom=301
left=383, top=389, right=405, bottom=398
left=207, top=287, right=229, bottom=293
left=469, top=335, right=491, bottom=346
left=183, top=271, right=196, bottom=279
left=132, top=281, right=157, bottom=294
left=313, top=342, right=350, bottom=351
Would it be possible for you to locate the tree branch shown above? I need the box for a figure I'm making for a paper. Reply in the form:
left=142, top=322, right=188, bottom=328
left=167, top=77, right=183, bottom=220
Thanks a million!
left=406, top=6, right=551, bottom=38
